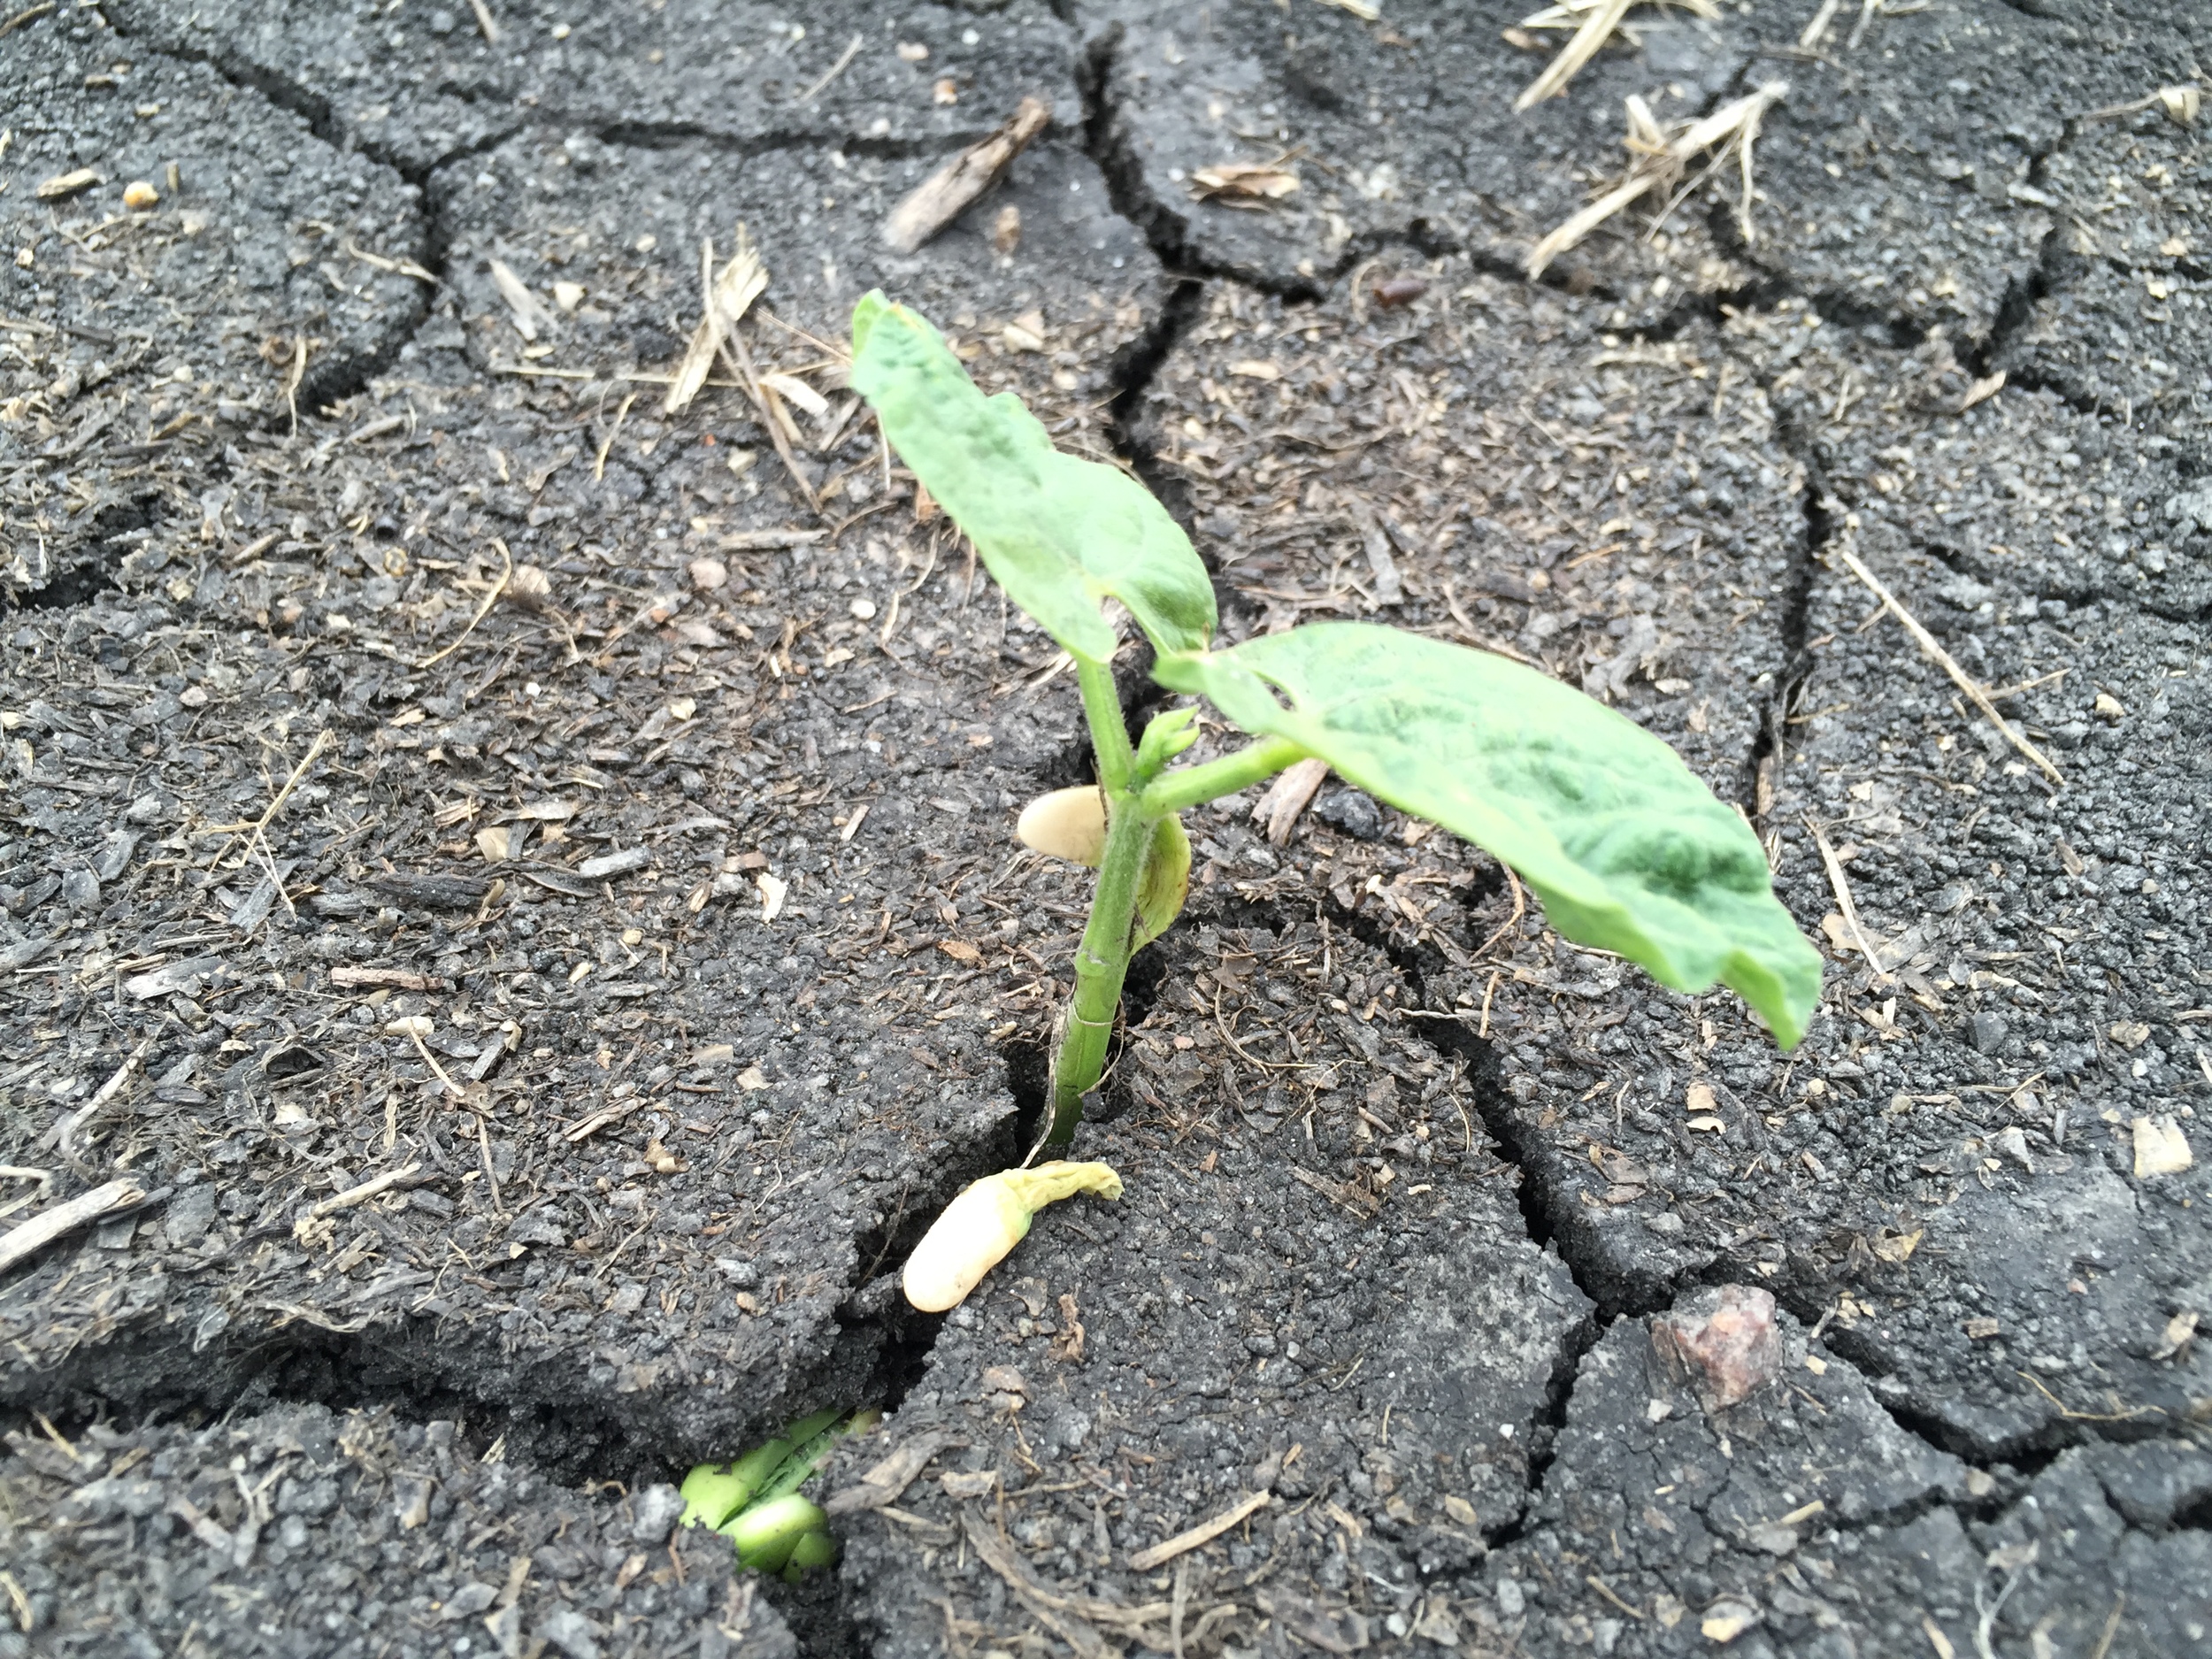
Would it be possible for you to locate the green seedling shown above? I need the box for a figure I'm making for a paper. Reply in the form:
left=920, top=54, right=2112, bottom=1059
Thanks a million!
left=754, top=1406, right=882, bottom=1503
left=845, top=292, right=1814, bottom=1159
left=728, top=1492, right=830, bottom=1575
left=681, top=1407, right=879, bottom=1580
left=850, top=290, right=1821, bottom=1159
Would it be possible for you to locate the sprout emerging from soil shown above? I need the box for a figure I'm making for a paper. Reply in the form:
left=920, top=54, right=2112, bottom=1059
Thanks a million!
left=902, top=1162, right=1125, bottom=1312
left=682, top=1407, right=879, bottom=1580
left=726, top=1493, right=832, bottom=1574
left=850, top=291, right=1819, bottom=1304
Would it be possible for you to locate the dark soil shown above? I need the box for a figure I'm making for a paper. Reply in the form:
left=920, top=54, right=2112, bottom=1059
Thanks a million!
left=2, top=1401, right=796, bottom=1659
left=4, top=3, right=2208, bottom=1657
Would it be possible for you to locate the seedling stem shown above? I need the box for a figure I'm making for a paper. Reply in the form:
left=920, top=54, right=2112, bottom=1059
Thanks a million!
left=1076, top=659, right=1134, bottom=795
left=1141, top=734, right=1308, bottom=818
left=1045, top=679, right=1302, bottom=1145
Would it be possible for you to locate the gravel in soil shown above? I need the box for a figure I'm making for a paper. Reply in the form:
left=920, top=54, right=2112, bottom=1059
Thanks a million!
left=6, top=0, right=2212, bottom=1654
left=102, top=0, right=1083, bottom=180
left=1747, top=1, right=2206, bottom=343
left=1747, top=282, right=2209, bottom=1460
left=836, top=915, right=1592, bottom=1659
left=0, top=1401, right=795, bottom=1659
left=1486, top=1289, right=2212, bottom=1659
left=1074, top=0, right=1768, bottom=303
left=439, top=126, right=1158, bottom=417
left=2, top=4, right=427, bottom=599
left=1398, top=293, right=2211, bottom=1463
left=0, top=0, right=1170, bottom=1486
left=1996, top=104, right=2212, bottom=436
left=1131, top=265, right=1808, bottom=786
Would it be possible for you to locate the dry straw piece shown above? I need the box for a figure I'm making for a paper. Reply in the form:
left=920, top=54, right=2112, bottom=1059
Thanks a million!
left=0, top=1179, right=145, bottom=1277
left=1806, top=818, right=1892, bottom=979
left=1127, top=1491, right=1273, bottom=1571
left=488, top=258, right=559, bottom=342
left=664, top=230, right=767, bottom=417
left=881, top=96, right=1050, bottom=253
left=2079, top=83, right=2203, bottom=126
left=1797, top=0, right=1846, bottom=48
left=659, top=227, right=819, bottom=513
left=1514, top=0, right=1721, bottom=111
left=1253, top=757, right=1331, bottom=846
left=1188, top=157, right=1302, bottom=205
left=35, top=166, right=100, bottom=201
left=1830, top=541, right=2064, bottom=785
left=1527, top=81, right=1786, bottom=278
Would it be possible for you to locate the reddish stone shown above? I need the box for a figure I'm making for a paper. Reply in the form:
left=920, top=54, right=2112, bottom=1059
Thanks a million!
left=1651, top=1285, right=1782, bottom=1411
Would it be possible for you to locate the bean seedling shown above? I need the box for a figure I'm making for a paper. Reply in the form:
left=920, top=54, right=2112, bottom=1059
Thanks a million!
left=850, top=293, right=1820, bottom=1301
left=681, top=1406, right=879, bottom=1578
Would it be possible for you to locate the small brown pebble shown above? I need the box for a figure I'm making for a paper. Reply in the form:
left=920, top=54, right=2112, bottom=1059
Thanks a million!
left=122, top=180, right=161, bottom=211
left=505, top=564, right=555, bottom=611
left=1371, top=276, right=1429, bottom=307
left=992, top=204, right=1022, bottom=256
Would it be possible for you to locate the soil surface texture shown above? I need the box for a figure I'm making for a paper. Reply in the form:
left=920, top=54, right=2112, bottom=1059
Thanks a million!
left=3, top=4, right=2207, bottom=1659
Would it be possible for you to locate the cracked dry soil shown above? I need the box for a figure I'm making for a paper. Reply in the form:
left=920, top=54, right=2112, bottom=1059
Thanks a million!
left=2, top=3, right=2207, bottom=1657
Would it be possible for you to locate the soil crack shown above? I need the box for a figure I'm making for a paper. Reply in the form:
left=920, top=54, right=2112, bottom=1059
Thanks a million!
left=92, top=4, right=1004, bottom=435
left=89, top=3, right=441, bottom=420
left=1736, top=397, right=1837, bottom=825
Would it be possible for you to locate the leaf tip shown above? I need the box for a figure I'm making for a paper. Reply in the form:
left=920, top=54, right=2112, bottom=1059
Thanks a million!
left=850, top=288, right=892, bottom=357
left=1726, top=937, right=1824, bottom=1051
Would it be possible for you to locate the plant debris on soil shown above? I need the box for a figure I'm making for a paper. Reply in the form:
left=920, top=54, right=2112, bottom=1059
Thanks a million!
left=4, top=2, right=2209, bottom=1657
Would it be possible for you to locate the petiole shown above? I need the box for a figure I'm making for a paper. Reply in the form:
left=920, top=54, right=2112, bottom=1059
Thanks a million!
left=1140, top=734, right=1307, bottom=817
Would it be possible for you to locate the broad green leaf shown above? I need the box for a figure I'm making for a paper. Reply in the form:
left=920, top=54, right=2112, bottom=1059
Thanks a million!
left=849, top=293, right=1216, bottom=664
left=1154, top=624, right=1821, bottom=1046
left=1133, top=813, right=1191, bottom=950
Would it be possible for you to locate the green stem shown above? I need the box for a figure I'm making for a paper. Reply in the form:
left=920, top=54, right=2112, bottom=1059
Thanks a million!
left=1044, top=731, right=1308, bottom=1146
left=1076, top=658, right=1133, bottom=795
left=1140, top=736, right=1308, bottom=816
left=1046, top=786, right=1155, bottom=1147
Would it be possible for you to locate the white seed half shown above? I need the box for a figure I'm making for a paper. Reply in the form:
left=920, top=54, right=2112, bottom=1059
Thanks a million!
left=1016, top=786, right=1108, bottom=866
left=902, top=1162, right=1124, bottom=1312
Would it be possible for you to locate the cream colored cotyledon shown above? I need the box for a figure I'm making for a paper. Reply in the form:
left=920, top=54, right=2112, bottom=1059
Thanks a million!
left=1016, top=785, right=1110, bottom=864
left=902, top=1162, right=1124, bottom=1311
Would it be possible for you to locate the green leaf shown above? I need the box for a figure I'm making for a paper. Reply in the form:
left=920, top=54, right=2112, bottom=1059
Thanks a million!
left=849, top=293, right=1216, bottom=664
left=680, top=1463, right=756, bottom=1532
left=1133, top=813, right=1190, bottom=951
left=1154, top=623, right=1821, bottom=1046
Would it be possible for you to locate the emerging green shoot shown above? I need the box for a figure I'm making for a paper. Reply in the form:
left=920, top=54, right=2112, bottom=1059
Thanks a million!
left=850, top=291, right=1821, bottom=1155
left=681, top=1407, right=880, bottom=1580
